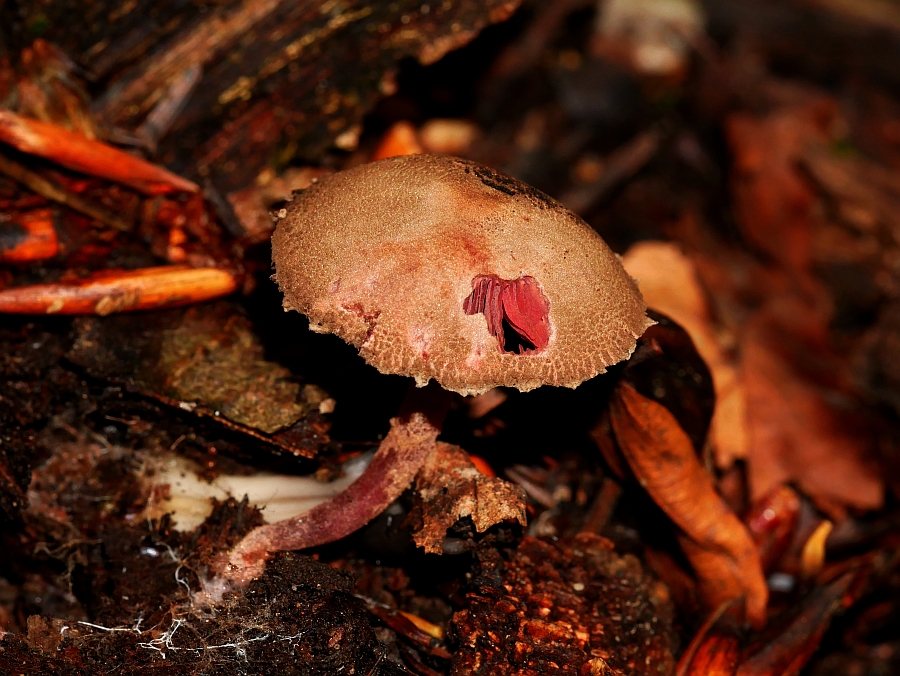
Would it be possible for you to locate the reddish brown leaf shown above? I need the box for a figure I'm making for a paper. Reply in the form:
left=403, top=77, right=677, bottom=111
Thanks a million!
left=623, top=241, right=749, bottom=468
left=610, top=382, right=768, bottom=627
left=725, top=95, right=837, bottom=272
left=742, top=315, right=884, bottom=511
left=680, top=629, right=740, bottom=675
left=677, top=600, right=743, bottom=676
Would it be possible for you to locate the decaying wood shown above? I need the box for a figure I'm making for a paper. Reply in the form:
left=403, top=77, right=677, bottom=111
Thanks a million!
left=412, top=441, right=526, bottom=554
left=3, top=0, right=521, bottom=191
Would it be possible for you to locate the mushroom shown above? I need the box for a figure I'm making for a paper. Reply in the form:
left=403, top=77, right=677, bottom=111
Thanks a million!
left=220, top=154, right=651, bottom=585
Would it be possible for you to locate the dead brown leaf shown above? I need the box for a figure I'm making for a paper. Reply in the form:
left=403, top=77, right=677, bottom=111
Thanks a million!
left=671, top=209, right=885, bottom=513
left=609, top=382, right=768, bottom=627
left=623, top=240, right=749, bottom=468
left=742, top=313, right=884, bottom=511
left=413, top=442, right=526, bottom=554
left=725, top=94, right=837, bottom=272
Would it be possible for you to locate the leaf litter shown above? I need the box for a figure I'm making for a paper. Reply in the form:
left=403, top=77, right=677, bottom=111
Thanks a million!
left=3, top=0, right=900, bottom=674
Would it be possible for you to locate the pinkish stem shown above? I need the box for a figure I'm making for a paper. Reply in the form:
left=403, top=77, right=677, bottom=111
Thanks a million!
left=219, top=384, right=452, bottom=586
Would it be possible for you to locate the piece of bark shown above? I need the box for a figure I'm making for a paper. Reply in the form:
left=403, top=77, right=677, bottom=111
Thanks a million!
left=69, top=306, right=313, bottom=433
left=452, top=535, right=676, bottom=676
left=66, top=303, right=331, bottom=457
left=183, top=0, right=520, bottom=191
left=10, top=0, right=520, bottom=193
left=412, top=442, right=526, bottom=554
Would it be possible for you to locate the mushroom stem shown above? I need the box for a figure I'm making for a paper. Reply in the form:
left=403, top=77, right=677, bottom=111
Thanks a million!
left=219, top=382, right=453, bottom=586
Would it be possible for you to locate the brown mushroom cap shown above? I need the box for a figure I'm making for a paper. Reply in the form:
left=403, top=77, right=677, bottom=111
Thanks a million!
left=272, top=154, right=652, bottom=396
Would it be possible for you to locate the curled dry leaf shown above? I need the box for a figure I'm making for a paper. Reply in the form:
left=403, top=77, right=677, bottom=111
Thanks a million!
left=0, top=109, right=199, bottom=195
left=609, top=381, right=768, bottom=627
left=412, top=441, right=526, bottom=554
left=623, top=240, right=749, bottom=468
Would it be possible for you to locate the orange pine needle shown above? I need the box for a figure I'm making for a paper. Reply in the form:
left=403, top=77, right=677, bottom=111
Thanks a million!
left=0, top=265, right=238, bottom=315
left=0, top=109, right=198, bottom=195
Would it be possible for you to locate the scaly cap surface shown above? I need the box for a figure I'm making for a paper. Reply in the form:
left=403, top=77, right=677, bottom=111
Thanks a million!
left=272, top=154, right=652, bottom=395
